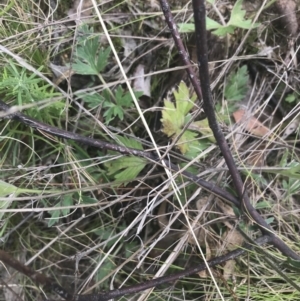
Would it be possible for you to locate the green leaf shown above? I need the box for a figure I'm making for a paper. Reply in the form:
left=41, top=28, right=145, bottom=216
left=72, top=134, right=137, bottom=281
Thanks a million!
left=229, top=0, right=258, bottom=29
left=268, top=162, right=300, bottom=179
left=109, top=156, right=146, bottom=183
left=48, top=194, right=73, bottom=227
left=224, top=65, right=249, bottom=102
left=285, top=258, right=300, bottom=270
left=179, top=17, right=222, bottom=33
left=161, top=100, right=185, bottom=137
left=61, top=194, right=72, bottom=216
left=189, top=119, right=216, bottom=142
left=102, top=88, right=142, bottom=124
left=104, top=136, right=147, bottom=185
left=212, top=25, right=236, bottom=36
left=72, top=60, right=98, bottom=75
left=0, top=181, right=18, bottom=197
left=174, top=81, right=196, bottom=115
left=117, top=136, right=144, bottom=150
left=183, top=138, right=211, bottom=160
left=161, top=82, right=211, bottom=158
left=177, top=130, right=199, bottom=154
left=161, top=81, right=197, bottom=137
left=81, top=196, right=98, bottom=204
left=80, top=92, right=104, bottom=108
left=48, top=206, right=61, bottom=227
left=285, top=93, right=296, bottom=103
left=213, top=0, right=260, bottom=36
left=71, top=25, right=111, bottom=75
left=95, top=257, right=115, bottom=283
left=255, top=200, right=272, bottom=209
left=179, top=0, right=260, bottom=37
left=96, top=47, right=111, bottom=73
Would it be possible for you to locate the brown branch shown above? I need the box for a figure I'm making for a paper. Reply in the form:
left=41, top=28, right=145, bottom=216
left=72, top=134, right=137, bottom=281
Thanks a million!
left=191, top=0, right=300, bottom=260
left=0, top=99, right=239, bottom=207
left=0, top=236, right=271, bottom=301
left=0, top=249, right=72, bottom=300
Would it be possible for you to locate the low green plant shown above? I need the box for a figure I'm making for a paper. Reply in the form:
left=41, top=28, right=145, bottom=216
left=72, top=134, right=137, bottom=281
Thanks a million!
left=46, top=192, right=101, bottom=227
left=0, top=60, right=64, bottom=121
left=71, top=24, right=111, bottom=76
left=224, top=65, right=249, bottom=102
left=216, top=64, right=250, bottom=116
left=72, top=24, right=142, bottom=124
left=104, top=136, right=147, bottom=185
left=161, top=81, right=211, bottom=160
left=0, top=180, right=61, bottom=224
left=179, top=0, right=260, bottom=36
left=81, top=88, right=142, bottom=124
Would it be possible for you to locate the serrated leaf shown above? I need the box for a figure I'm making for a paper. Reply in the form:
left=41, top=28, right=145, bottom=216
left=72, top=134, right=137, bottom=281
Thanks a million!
left=177, top=131, right=210, bottom=159
left=229, top=0, right=259, bottom=29
left=161, top=82, right=197, bottom=137
left=117, top=135, right=144, bottom=150
left=177, top=130, right=199, bottom=154
left=112, top=156, right=146, bottom=182
left=161, top=82, right=211, bottom=157
left=179, top=0, right=259, bottom=36
left=104, top=136, right=147, bottom=185
left=189, top=119, right=216, bottom=142
left=174, top=82, right=196, bottom=115
left=212, top=25, right=236, bottom=36
left=186, top=140, right=210, bottom=159
left=71, top=25, right=111, bottom=75
left=161, top=100, right=185, bottom=137
left=225, top=65, right=249, bottom=102
left=96, top=47, right=111, bottom=72
left=72, top=60, right=98, bottom=75
left=80, top=93, right=104, bottom=108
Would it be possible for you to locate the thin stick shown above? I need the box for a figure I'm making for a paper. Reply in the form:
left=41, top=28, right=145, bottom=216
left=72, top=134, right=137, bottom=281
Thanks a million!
left=0, top=236, right=271, bottom=301
left=191, top=0, right=300, bottom=260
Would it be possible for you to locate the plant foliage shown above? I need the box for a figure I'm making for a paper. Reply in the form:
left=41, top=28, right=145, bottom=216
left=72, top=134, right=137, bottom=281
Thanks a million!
left=104, top=136, right=147, bottom=185
left=179, top=0, right=260, bottom=36
left=161, top=82, right=211, bottom=159
left=73, top=24, right=142, bottom=124
left=0, top=60, right=64, bottom=121
left=224, top=65, right=249, bottom=102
